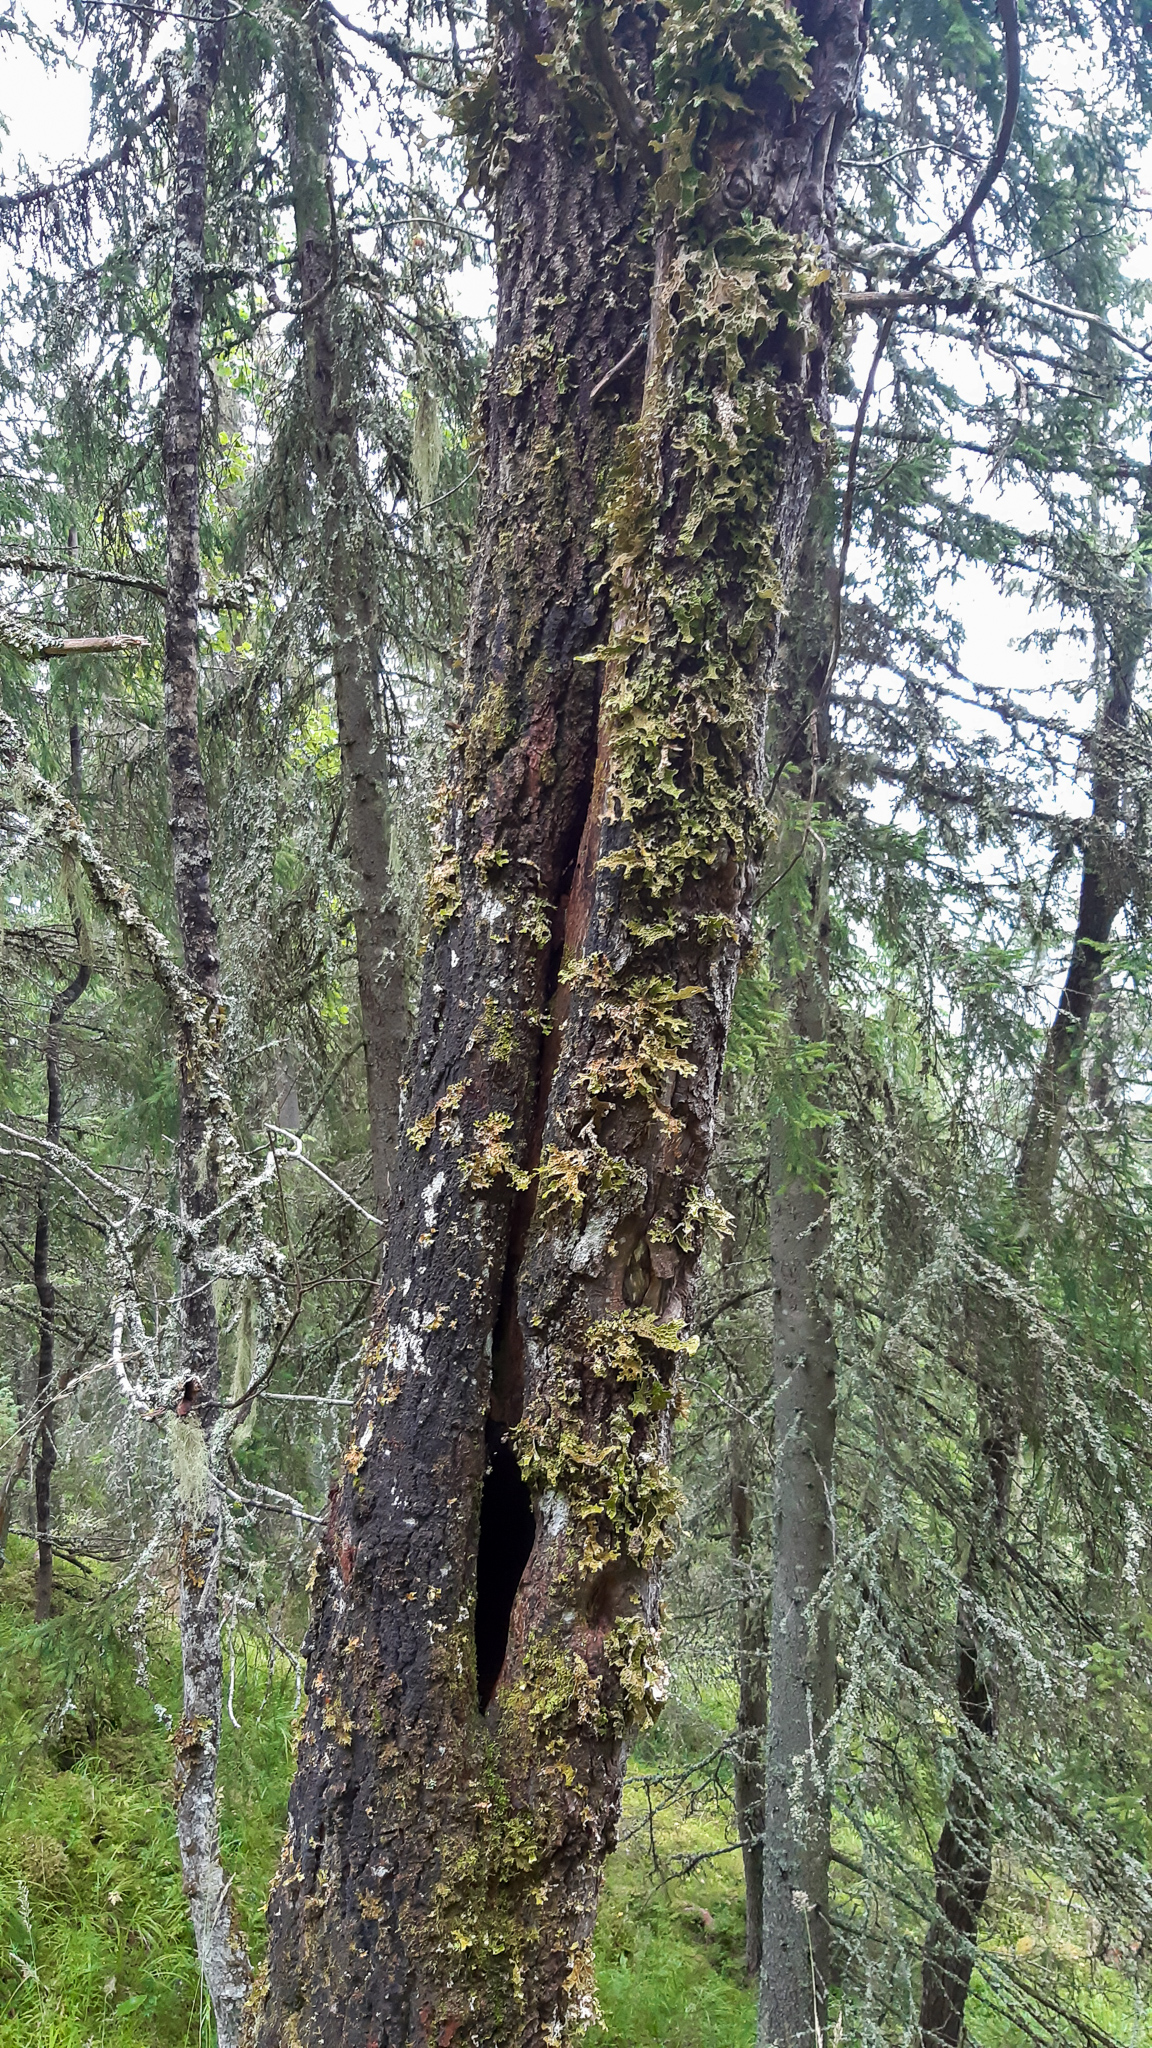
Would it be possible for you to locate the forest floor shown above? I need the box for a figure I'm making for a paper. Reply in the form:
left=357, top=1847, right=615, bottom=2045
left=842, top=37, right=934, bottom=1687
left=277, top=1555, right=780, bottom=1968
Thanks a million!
left=0, top=1550, right=1139, bottom=2047
left=0, top=1548, right=755, bottom=2048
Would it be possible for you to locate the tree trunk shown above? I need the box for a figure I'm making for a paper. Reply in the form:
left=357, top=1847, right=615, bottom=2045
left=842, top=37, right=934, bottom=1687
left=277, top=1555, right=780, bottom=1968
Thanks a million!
left=918, top=610, right=1139, bottom=2047
left=162, top=5, right=251, bottom=2040
left=759, top=869, right=837, bottom=2048
left=284, top=12, right=407, bottom=1221
left=731, top=1395, right=768, bottom=1982
left=247, top=6, right=864, bottom=2042
left=31, top=712, right=90, bottom=1622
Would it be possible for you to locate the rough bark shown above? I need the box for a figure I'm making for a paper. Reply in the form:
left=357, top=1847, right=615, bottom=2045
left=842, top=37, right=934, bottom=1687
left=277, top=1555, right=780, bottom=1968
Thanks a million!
left=161, top=5, right=251, bottom=2041
left=756, top=554, right=838, bottom=2043
left=918, top=614, right=1139, bottom=2048
left=285, top=12, right=407, bottom=1221
left=759, top=891, right=836, bottom=2048
left=31, top=715, right=91, bottom=1622
left=247, top=5, right=864, bottom=2042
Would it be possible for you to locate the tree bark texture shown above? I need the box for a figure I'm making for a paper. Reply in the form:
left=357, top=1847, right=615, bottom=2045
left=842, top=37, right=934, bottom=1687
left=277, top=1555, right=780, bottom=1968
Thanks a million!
left=759, top=875, right=836, bottom=2048
left=31, top=715, right=90, bottom=1622
left=32, top=974, right=89, bottom=1620
left=162, top=5, right=251, bottom=2041
left=731, top=1395, right=769, bottom=1982
left=918, top=612, right=1140, bottom=2048
left=247, top=5, right=865, bottom=2043
left=285, top=11, right=407, bottom=1221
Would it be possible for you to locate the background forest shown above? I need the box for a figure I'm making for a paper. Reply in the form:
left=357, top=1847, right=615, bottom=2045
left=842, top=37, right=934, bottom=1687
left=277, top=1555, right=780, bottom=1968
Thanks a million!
left=2, top=0, right=1152, bottom=2043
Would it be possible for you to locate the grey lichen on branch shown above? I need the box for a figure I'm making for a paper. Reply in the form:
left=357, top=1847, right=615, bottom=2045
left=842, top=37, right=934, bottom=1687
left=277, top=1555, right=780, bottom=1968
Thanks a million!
left=0, top=612, right=147, bottom=659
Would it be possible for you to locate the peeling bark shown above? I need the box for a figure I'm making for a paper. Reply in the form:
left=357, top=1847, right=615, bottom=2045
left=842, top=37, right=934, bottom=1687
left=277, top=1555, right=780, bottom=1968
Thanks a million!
left=247, top=4, right=864, bottom=2041
left=285, top=12, right=407, bottom=1220
left=162, top=3, right=251, bottom=2040
left=918, top=611, right=1141, bottom=2048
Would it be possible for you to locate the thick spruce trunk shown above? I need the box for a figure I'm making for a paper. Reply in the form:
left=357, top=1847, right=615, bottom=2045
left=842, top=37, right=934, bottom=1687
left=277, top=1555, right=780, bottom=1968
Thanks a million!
left=247, top=6, right=864, bottom=2043
left=285, top=13, right=407, bottom=1219
left=918, top=616, right=1139, bottom=2047
left=161, top=5, right=251, bottom=2041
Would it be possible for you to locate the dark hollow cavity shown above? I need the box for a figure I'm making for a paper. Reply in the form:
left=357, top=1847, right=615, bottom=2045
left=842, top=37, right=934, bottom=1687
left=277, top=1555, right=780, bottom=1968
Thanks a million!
left=475, top=1421, right=536, bottom=1711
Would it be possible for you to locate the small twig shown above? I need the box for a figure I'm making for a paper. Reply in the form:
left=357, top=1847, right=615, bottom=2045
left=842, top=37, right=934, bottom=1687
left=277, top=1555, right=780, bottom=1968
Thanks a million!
left=590, top=329, right=649, bottom=404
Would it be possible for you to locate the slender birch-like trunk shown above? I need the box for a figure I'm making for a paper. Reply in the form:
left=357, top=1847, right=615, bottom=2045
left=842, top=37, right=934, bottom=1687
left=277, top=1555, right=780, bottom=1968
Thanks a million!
left=247, top=5, right=865, bottom=2042
left=161, top=5, right=251, bottom=2039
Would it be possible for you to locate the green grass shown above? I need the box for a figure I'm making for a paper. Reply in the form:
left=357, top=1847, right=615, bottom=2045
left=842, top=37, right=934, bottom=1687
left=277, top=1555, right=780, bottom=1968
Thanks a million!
left=0, top=1548, right=298, bottom=2047
left=0, top=1554, right=753, bottom=2048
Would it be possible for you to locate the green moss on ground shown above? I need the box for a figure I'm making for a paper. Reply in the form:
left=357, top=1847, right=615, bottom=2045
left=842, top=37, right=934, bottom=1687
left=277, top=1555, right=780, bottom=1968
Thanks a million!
left=0, top=1551, right=295, bottom=2048
left=0, top=1563, right=1142, bottom=2046
left=0, top=1558, right=752, bottom=2048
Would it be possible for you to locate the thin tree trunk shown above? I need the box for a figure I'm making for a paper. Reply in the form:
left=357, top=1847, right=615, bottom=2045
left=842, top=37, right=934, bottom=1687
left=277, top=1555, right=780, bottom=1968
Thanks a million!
left=759, top=868, right=837, bottom=2048
left=31, top=711, right=90, bottom=1621
left=731, top=1395, right=768, bottom=1981
left=285, top=13, right=406, bottom=1221
left=716, top=1126, right=771, bottom=1985
left=247, top=7, right=865, bottom=2042
left=161, top=5, right=251, bottom=2040
left=918, top=611, right=1140, bottom=2047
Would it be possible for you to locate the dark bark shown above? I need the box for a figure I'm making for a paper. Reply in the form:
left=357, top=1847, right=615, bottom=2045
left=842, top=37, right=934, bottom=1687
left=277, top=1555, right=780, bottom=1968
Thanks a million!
left=161, top=4, right=251, bottom=2040
left=284, top=12, right=408, bottom=1220
left=248, top=5, right=864, bottom=2042
left=759, top=896, right=837, bottom=2048
left=32, top=738, right=91, bottom=1620
left=731, top=1395, right=768, bottom=1981
left=918, top=617, right=1139, bottom=2048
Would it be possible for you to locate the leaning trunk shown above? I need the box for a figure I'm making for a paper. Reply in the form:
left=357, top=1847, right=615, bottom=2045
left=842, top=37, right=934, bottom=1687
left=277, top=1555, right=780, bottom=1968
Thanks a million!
left=161, top=5, right=251, bottom=2040
left=285, top=14, right=407, bottom=1219
left=247, top=5, right=864, bottom=2042
left=918, top=610, right=1139, bottom=2047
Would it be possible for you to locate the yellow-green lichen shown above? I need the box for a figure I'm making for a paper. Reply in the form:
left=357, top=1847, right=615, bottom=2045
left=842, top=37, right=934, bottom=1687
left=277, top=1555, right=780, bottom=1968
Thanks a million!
left=562, top=956, right=702, bottom=1124
left=515, top=1312, right=696, bottom=1576
left=604, top=1613, right=670, bottom=1731
left=536, top=1138, right=641, bottom=1218
left=459, top=1111, right=534, bottom=1192
left=407, top=1078, right=468, bottom=1152
left=650, top=1182, right=734, bottom=1253
left=425, top=844, right=462, bottom=930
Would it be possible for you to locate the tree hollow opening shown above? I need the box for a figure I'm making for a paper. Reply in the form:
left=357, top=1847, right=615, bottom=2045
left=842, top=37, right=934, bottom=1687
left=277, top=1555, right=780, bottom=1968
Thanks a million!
left=475, top=1421, right=536, bottom=1712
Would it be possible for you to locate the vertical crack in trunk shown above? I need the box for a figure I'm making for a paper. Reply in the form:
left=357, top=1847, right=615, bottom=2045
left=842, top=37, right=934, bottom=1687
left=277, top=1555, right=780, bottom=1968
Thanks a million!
left=247, top=3, right=866, bottom=2039
left=475, top=737, right=600, bottom=1711
left=475, top=1422, right=536, bottom=1710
